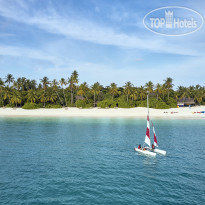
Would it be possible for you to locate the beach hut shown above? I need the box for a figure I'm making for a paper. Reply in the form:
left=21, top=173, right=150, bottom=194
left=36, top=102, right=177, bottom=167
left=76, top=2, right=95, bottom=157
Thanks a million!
left=75, top=95, right=85, bottom=101
left=177, top=98, right=195, bottom=107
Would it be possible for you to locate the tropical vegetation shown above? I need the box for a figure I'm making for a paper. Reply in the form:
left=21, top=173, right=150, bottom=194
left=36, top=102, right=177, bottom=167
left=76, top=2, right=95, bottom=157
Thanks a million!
left=0, top=72, right=204, bottom=109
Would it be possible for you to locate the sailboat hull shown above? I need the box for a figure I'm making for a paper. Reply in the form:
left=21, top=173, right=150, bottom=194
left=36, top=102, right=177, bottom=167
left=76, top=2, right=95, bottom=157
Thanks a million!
left=135, top=147, right=156, bottom=157
left=152, top=148, right=166, bottom=155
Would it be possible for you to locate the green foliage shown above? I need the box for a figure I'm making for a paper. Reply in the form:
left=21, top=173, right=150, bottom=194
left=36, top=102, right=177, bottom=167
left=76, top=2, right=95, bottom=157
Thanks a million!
left=76, top=99, right=86, bottom=108
left=5, top=103, right=15, bottom=108
left=22, top=103, right=41, bottom=109
left=117, top=98, right=135, bottom=108
left=97, top=99, right=116, bottom=108
left=136, top=100, right=146, bottom=107
left=136, top=98, right=171, bottom=109
left=75, top=99, right=93, bottom=108
left=84, top=103, right=93, bottom=108
left=155, top=101, right=169, bottom=109
left=1, top=73, right=204, bottom=109
left=149, top=98, right=158, bottom=108
left=45, top=104, right=62, bottom=108
left=118, top=101, right=130, bottom=108
left=166, top=98, right=177, bottom=108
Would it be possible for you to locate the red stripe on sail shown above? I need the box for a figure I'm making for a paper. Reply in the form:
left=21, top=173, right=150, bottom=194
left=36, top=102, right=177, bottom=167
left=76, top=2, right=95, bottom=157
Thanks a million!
left=146, top=127, right=150, bottom=139
left=152, top=121, right=158, bottom=146
left=154, top=133, right=157, bottom=144
left=146, top=115, right=150, bottom=139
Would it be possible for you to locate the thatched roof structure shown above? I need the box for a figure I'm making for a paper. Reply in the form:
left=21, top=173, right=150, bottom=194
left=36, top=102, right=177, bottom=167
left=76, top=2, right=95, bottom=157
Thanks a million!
left=75, top=95, right=85, bottom=101
left=177, top=98, right=195, bottom=106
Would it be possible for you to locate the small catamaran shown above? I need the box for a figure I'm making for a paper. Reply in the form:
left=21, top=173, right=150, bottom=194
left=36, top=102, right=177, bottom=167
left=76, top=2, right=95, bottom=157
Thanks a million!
left=134, top=92, right=166, bottom=156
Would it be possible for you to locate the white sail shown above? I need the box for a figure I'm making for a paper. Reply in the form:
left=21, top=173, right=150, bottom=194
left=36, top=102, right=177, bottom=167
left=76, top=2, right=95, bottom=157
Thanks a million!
left=152, top=121, right=158, bottom=147
left=144, top=115, right=151, bottom=147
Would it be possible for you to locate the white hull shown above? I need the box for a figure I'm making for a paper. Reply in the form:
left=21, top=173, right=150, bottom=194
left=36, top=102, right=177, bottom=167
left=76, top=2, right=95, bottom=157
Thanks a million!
left=135, top=147, right=156, bottom=157
left=153, top=148, right=166, bottom=155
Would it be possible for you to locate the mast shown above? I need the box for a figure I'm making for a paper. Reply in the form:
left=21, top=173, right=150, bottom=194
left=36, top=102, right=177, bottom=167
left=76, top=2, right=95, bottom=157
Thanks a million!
left=147, top=91, right=150, bottom=143
left=144, top=91, right=151, bottom=147
left=147, top=91, right=149, bottom=116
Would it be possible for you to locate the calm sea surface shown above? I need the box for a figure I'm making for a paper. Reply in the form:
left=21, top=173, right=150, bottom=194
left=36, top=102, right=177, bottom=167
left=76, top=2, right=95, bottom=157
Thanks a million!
left=0, top=117, right=205, bottom=205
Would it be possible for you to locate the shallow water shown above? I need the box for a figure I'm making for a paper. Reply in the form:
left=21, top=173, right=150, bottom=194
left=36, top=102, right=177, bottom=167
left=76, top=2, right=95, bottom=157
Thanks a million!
left=0, top=117, right=204, bottom=204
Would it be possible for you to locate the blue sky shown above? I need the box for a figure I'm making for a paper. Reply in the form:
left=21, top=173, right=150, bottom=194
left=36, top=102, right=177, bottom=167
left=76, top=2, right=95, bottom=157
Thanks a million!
left=0, top=0, right=204, bottom=88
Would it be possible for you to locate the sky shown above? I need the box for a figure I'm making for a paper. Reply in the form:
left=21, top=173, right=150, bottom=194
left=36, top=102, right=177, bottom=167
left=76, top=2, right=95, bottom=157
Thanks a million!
left=0, top=0, right=204, bottom=88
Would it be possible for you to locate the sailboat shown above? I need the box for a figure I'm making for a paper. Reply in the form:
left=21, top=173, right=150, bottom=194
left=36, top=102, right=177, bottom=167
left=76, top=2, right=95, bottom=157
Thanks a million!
left=151, top=121, right=166, bottom=155
left=134, top=92, right=156, bottom=157
left=134, top=92, right=166, bottom=156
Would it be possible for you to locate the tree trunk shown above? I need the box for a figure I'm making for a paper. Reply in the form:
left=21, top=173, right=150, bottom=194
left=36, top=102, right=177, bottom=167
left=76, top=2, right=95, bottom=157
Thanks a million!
left=127, top=94, right=128, bottom=102
left=44, top=89, right=46, bottom=107
left=94, top=92, right=96, bottom=107
left=157, top=94, right=158, bottom=100
left=56, top=91, right=63, bottom=106
left=168, top=90, right=169, bottom=100
left=71, top=89, right=73, bottom=106
left=0, top=88, right=2, bottom=104
left=63, top=88, right=67, bottom=106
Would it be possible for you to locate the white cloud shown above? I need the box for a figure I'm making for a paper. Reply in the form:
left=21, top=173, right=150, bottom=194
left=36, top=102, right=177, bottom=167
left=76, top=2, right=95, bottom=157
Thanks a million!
left=0, top=45, right=60, bottom=64
left=0, top=0, right=202, bottom=56
left=32, top=55, right=205, bottom=88
left=0, top=0, right=204, bottom=87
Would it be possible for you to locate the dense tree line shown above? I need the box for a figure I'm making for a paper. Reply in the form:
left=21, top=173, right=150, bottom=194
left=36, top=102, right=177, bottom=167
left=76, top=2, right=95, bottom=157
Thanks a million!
left=0, top=71, right=204, bottom=109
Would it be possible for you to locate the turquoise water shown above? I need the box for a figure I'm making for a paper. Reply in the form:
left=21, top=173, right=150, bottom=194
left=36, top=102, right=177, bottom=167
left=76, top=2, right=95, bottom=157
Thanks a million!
left=0, top=117, right=205, bottom=205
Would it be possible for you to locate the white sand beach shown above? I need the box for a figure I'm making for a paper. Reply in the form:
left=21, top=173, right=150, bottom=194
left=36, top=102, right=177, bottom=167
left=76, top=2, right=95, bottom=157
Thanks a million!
left=0, top=106, right=205, bottom=118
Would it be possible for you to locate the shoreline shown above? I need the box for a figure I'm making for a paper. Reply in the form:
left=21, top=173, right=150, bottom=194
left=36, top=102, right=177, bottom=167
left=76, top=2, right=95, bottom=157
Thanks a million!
left=0, top=107, right=205, bottom=119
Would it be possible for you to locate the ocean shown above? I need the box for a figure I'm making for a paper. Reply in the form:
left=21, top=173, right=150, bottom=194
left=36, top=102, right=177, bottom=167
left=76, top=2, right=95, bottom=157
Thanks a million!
left=0, top=117, right=204, bottom=205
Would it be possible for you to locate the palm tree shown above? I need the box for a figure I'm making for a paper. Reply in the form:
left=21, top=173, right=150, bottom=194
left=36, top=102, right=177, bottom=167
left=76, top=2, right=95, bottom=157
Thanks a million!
left=155, top=83, right=162, bottom=100
left=51, top=79, right=63, bottom=105
left=16, top=78, right=22, bottom=91
left=145, top=81, right=154, bottom=94
left=3, top=87, right=12, bottom=103
left=39, top=90, right=48, bottom=107
left=26, top=90, right=39, bottom=103
left=47, top=90, right=57, bottom=104
left=72, top=70, right=79, bottom=82
left=0, top=78, right=4, bottom=105
left=30, top=80, right=37, bottom=90
left=177, top=86, right=189, bottom=99
left=109, top=83, right=118, bottom=99
left=124, top=81, right=133, bottom=102
left=130, top=87, right=138, bottom=101
left=68, top=70, right=79, bottom=106
left=161, top=84, right=167, bottom=100
left=21, top=77, right=27, bottom=91
left=91, top=82, right=102, bottom=107
left=40, top=77, right=50, bottom=107
left=59, top=78, right=67, bottom=106
left=77, top=82, right=89, bottom=99
left=40, top=77, right=50, bottom=91
left=5, top=74, right=14, bottom=87
left=188, top=86, right=195, bottom=99
left=10, top=91, right=22, bottom=107
left=164, top=77, right=174, bottom=100
left=193, top=85, right=203, bottom=104
left=138, top=86, right=146, bottom=100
